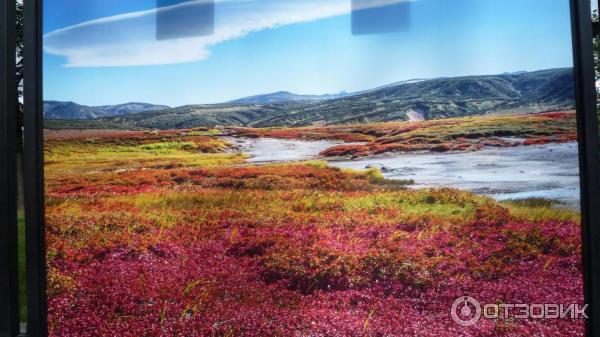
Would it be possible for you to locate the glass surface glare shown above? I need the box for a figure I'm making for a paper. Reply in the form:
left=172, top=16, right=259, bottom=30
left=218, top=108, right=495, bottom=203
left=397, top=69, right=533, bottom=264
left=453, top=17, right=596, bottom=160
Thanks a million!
left=156, top=0, right=215, bottom=40
left=42, top=0, right=585, bottom=336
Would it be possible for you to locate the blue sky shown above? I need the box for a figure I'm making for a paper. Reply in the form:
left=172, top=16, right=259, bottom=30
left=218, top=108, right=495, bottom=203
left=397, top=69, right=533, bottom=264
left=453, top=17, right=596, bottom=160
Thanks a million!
left=43, top=0, right=575, bottom=107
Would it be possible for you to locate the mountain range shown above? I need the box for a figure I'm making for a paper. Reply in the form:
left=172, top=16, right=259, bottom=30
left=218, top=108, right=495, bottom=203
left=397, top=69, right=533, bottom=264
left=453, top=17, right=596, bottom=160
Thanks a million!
left=227, top=91, right=352, bottom=104
left=44, top=68, right=575, bottom=129
left=43, top=101, right=170, bottom=120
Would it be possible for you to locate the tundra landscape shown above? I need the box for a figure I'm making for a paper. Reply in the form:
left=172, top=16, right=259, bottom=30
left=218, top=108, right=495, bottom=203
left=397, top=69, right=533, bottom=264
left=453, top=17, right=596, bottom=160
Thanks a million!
left=43, top=69, right=584, bottom=336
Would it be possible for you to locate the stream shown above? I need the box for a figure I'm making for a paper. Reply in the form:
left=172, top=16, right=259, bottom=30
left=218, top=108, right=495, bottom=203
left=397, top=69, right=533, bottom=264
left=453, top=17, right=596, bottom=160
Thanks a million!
left=230, top=137, right=581, bottom=206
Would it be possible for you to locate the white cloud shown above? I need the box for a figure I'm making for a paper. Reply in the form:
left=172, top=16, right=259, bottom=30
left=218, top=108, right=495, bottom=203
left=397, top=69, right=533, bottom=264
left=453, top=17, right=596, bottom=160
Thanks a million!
left=44, top=0, right=412, bottom=67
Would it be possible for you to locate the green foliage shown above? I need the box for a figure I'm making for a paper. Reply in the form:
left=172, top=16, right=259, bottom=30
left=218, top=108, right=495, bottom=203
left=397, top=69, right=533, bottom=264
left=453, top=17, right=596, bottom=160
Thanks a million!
left=138, top=141, right=199, bottom=153
left=44, top=119, right=140, bottom=130
left=501, top=199, right=580, bottom=223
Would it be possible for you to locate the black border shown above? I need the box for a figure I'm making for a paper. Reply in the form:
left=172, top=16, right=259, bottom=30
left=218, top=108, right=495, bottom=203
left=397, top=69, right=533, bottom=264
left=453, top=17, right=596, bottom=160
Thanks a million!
left=23, top=0, right=46, bottom=335
left=20, top=0, right=600, bottom=336
left=0, top=0, right=19, bottom=335
left=571, top=0, right=600, bottom=335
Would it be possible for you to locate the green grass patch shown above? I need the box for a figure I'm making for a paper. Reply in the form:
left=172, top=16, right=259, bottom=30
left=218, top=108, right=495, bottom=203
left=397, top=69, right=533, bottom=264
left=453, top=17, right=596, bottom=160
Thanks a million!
left=137, top=141, right=199, bottom=154
left=502, top=198, right=580, bottom=223
left=187, top=129, right=221, bottom=136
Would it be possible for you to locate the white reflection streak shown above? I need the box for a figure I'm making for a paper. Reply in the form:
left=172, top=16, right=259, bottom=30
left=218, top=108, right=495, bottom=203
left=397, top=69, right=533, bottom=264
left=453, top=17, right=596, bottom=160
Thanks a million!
left=43, top=0, right=412, bottom=67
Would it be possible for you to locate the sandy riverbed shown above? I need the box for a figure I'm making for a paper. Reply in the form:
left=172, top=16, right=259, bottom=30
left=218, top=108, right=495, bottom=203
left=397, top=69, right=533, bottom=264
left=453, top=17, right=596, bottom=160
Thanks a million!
left=231, top=137, right=581, bottom=206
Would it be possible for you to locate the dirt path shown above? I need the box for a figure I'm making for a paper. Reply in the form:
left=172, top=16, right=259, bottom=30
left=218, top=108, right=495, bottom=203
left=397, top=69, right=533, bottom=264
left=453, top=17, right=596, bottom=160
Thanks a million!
left=406, top=110, right=425, bottom=122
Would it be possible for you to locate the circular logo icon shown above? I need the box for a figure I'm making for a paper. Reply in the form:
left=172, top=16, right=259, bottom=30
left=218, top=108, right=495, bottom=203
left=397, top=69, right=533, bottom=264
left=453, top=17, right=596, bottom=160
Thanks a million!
left=451, top=296, right=481, bottom=327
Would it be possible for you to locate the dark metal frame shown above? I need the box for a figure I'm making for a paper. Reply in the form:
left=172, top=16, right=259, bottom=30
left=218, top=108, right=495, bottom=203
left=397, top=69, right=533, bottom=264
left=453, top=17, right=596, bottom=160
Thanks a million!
left=23, top=0, right=46, bottom=335
left=0, top=0, right=19, bottom=335
left=17, top=0, right=600, bottom=336
left=572, top=0, right=600, bottom=335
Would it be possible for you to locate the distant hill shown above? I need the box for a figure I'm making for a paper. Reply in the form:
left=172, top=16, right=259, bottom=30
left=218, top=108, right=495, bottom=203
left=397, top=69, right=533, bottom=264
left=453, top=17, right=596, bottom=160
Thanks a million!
left=43, top=101, right=170, bottom=120
left=95, top=103, right=171, bottom=117
left=229, top=79, right=431, bottom=105
left=228, top=91, right=351, bottom=104
left=45, top=68, right=575, bottom=129
left=251, top=68, right=575, bottom=127
left=44, top=101, right=104, bottom=120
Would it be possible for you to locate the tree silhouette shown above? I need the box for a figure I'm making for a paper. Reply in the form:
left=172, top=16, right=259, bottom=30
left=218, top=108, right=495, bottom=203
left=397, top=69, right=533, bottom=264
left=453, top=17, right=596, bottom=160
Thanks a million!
left=16, top=0, right=23, bottom=151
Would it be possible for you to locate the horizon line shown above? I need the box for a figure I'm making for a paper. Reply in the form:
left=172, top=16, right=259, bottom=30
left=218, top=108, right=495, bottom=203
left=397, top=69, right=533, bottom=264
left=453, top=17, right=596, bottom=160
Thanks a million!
left=43, top=66, right=573, bottom=108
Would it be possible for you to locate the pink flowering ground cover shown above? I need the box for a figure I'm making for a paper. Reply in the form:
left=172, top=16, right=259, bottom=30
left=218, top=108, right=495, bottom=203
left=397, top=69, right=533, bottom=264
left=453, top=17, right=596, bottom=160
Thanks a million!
left=45, top=129, right=584, bottom=336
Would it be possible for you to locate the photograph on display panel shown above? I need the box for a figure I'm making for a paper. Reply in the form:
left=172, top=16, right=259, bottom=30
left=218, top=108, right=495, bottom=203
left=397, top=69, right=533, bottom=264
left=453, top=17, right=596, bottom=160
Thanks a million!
left=42, top=0, right=586, bottom=335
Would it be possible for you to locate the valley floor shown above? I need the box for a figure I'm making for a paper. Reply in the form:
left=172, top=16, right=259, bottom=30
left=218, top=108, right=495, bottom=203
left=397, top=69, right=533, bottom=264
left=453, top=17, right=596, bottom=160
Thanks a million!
left=44, top=113, right=584, bottom=336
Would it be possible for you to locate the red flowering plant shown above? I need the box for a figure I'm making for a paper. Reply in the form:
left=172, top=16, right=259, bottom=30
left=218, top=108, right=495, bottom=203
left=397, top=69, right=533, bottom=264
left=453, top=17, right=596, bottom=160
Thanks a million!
left=45, top=117, right=583, bottom=336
